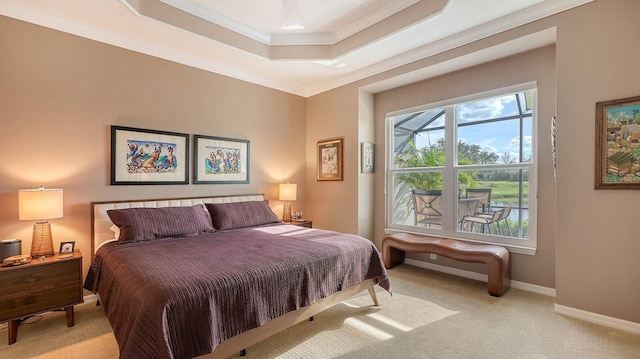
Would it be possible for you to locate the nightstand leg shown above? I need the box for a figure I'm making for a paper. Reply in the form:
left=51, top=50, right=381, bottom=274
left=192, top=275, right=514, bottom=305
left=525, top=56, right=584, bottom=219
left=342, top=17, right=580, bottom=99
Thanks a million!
left=65, top=306, right=75, bottom=327
left=8, top=319, right=19, bottom=345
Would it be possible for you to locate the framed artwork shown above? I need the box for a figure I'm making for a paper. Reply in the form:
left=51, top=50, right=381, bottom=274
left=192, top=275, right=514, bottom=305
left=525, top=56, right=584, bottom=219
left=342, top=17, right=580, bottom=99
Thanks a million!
left=59, top=241, right=75, bottom=254
left=361, top=142, right=375, bottom=173
left=193, top=135, right=250, bottom=184
left=317, top=138, right=343, bottom=181
left=595, top=95, right=640, bottom=189
left=111, top=126, right=189, bottom=185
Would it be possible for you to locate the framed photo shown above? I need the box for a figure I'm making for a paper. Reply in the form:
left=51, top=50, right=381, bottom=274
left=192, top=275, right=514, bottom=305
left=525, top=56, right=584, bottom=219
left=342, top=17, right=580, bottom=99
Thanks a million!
left=59, top=241, right=75, bottom=254
left=193, top=135, right=250, bottom=184
left=111, top=126, right=189, bottom=185
left=317, top=138, right=343, bottom=181
left=361, top=142, right=375, bottom=173
left=595, top=95, right=640, bottom=189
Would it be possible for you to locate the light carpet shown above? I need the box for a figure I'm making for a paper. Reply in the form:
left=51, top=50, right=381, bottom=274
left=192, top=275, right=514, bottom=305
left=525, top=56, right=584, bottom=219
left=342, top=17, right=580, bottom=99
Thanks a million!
left=1, top=264, right=638, bottom=358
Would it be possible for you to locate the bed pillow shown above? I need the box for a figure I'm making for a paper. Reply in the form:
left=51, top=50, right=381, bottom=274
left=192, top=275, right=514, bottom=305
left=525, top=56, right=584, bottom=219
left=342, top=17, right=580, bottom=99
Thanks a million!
left=109, top=224, right=120, bottom=240
left=108, top=204, right=215, bottom=245
left=205, top=200, right=281, bottom=230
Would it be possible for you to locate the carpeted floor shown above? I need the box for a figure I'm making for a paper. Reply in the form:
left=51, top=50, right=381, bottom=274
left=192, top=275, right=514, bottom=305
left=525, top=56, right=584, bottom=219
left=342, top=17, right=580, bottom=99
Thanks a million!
left=1, top=264, right=639, bottom=358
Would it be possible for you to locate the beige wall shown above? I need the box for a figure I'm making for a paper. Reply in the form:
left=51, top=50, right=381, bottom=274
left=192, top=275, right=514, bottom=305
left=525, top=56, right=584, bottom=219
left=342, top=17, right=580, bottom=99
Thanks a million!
left=554, top=0, right=640, bottom=323
left=373, top=45, right=557, bottom=288
left=0, top=16, right=307, bottom=279
left=2, top=0, right=639, bottom=327
left=307, top=1, right=640, bottom=324
left=305, top=86, right=360, bottom=234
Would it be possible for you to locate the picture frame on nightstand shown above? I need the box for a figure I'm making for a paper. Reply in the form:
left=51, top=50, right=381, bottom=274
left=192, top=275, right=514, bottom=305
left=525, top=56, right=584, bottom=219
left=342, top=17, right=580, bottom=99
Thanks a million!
left=59, top=241, right=75, bottom=254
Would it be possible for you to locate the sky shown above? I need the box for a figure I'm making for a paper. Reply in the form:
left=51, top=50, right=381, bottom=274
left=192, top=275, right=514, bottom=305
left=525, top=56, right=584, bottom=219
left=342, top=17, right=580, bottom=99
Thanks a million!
left=399, top=91, right=533, bottom=163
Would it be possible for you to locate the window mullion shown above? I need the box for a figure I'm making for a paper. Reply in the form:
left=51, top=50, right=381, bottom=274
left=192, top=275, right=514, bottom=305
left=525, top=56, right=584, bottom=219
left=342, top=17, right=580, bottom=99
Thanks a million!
left=441, top=106, right=456, bottom=231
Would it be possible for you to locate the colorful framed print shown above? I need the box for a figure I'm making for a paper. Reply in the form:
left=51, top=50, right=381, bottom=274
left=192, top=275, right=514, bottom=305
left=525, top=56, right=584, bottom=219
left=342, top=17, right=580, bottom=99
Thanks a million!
left=595, top=95, right=640, bottom=189
left=110, top=126, right=189, bottom=185
left=317, top=138, right=344, bottom=181
left=193, top=135, right=250, bottom=184
left=361, top=142, right=375, bottom=173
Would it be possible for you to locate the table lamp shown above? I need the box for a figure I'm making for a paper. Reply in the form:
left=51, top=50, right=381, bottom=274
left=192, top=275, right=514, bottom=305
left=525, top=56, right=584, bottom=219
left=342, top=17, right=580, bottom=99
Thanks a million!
left=19, top=186, right=63, bottom=258
left=279, top=183, right=297, bottom=222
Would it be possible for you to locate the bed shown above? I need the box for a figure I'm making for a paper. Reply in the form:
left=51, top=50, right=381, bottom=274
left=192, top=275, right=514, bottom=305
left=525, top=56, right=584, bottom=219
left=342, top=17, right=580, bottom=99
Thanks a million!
left=84, top=194, right=390, bottom=359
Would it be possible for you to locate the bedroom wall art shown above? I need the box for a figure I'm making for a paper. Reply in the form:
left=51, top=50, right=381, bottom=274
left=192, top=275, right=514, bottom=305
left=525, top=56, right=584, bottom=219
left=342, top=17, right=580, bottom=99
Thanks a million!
left=193, top=134, right=250, bottom=184
left=110, top=125, right=189, bottom=185
left=317, top=137, right=344, bottom=181
left=361, top=142, right=375, bottom=173
left=595, top=95, right=640, bottom=189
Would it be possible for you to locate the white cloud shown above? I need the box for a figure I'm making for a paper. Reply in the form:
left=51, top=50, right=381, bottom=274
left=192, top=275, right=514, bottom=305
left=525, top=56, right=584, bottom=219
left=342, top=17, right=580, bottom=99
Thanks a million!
left=457, top=96, right=516, bottom=123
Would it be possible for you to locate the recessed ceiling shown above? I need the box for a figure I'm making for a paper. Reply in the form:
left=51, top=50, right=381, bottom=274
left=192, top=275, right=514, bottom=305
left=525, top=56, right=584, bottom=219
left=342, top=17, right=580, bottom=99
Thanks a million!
left=1, top=0, right=592, bottom=97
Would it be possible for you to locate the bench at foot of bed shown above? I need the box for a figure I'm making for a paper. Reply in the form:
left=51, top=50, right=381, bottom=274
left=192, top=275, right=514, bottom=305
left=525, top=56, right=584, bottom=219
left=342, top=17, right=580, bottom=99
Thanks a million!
left=382, top=233, right=510, bottom=296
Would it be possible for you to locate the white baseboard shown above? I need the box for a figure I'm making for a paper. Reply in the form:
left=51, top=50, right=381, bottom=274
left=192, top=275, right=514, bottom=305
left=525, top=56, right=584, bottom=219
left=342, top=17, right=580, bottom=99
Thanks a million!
left=402, top=259, right=640, bottom=334
left=554, top=304, right=640, bottom=334
left=83, top=293, right=99, bottom=304
left=403, top=258, right=556, bottom=297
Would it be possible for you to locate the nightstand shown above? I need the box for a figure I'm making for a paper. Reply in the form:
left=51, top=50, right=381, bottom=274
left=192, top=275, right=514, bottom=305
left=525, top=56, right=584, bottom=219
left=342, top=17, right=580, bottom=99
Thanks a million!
left=0, top=250, right=83, bottom=345
left=285, top=220, right=313, bottom=228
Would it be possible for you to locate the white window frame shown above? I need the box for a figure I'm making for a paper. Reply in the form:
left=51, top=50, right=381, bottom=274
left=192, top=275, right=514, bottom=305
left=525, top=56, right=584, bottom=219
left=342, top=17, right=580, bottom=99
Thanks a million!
left=385, top=82, right=538, bottom=255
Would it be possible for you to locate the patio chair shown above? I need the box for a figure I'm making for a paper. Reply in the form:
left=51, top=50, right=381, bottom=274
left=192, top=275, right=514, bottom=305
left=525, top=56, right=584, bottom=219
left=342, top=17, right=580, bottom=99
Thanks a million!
left=461, top=208, right=503, bottom=234
left=412, top=189, right=442, bottom=227
left=495, top=207, right=513, bottom=236
left=465, top=188, right=492, bottom=214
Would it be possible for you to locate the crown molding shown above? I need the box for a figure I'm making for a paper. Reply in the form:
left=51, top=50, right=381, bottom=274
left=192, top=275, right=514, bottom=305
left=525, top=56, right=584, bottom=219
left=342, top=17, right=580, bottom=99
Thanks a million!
left=1, top=0, right=593, bottom=98
left=270, top=0, right=419, bottom=46
left=305, top=0, right=592, bottom=96
left=0, top=0, right=308, bottom=96
left=124, top=0, right=447, bottom=61
left=158, top=0, right=271, bottom=44
left=157, top=0, right=419, bottom=47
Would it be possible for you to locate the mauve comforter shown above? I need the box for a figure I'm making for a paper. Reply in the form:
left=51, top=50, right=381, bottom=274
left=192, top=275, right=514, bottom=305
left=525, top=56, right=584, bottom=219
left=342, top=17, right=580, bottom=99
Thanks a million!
left=84, top=224, right=390, bottom=359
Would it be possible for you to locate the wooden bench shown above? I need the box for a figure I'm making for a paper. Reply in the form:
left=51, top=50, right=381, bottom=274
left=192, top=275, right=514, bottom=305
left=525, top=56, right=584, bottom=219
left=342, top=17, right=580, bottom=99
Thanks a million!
left=382, top=233, right=510, bottom=296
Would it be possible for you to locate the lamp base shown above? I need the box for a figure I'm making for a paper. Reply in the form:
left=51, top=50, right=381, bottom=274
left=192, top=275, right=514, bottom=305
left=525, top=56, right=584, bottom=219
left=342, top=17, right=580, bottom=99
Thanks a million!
left=30, top=221, right=54, bottom=258
left=283, top=202, right=292, bottom=222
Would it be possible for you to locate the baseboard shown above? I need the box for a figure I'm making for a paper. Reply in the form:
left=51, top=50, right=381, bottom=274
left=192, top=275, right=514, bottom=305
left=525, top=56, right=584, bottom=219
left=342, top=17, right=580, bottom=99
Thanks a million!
left=554, top=304, right=640, bottom=334
left=83, top=293, right=99, bottom=304
left=403, top=258, right=556, bottom=296
left=402, top=259, right=640, bottom=334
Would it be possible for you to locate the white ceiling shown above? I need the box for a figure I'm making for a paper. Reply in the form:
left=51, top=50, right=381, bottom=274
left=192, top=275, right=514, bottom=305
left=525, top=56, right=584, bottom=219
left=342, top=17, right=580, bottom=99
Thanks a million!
left=1, top=0, right=591, bottom=97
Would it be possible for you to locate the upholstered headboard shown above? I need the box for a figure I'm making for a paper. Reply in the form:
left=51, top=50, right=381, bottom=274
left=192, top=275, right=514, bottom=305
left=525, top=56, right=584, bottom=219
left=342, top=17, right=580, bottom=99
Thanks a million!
left=91, top=193, right=265, bottom=254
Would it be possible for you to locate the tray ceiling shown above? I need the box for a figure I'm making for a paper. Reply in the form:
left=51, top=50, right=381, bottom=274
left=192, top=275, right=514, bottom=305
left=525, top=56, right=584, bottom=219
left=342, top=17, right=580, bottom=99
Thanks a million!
left=1, top=0, right=592, bottom=97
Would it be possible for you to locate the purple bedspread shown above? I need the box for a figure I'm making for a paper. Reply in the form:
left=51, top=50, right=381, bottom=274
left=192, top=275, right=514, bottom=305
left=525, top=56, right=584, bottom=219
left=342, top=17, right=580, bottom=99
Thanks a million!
left=84, top=225, right=390, bottom=359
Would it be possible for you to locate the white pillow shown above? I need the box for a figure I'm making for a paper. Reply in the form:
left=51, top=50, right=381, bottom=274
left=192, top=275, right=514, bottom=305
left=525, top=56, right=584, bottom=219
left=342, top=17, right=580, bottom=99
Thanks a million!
left=110, top=224, right=120, bottom=240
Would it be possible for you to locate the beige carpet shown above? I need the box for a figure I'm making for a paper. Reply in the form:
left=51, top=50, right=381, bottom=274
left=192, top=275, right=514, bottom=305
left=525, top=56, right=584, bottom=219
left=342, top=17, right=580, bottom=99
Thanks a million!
left=1, top=264, right=638, bottom=359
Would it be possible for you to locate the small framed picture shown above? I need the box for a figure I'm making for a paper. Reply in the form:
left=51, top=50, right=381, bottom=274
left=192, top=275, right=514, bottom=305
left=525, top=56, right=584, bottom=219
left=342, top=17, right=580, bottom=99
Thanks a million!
left=59, top=241, right=75, bottom=254
left=361, top=142, right=375, bottom=173
left=317, top=137, right=344, bottom=181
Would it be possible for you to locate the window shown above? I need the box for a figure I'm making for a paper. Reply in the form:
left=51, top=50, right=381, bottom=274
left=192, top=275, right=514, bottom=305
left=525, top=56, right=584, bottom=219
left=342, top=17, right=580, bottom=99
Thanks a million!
left=386, top=83, right=537, bottom=253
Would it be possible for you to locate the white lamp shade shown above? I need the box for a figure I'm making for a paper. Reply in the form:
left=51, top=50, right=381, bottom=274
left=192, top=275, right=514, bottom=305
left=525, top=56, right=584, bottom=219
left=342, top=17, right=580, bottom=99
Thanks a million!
left=279, top=183, right=297, bottom=201
left=19, top=187, right=63, bottom=220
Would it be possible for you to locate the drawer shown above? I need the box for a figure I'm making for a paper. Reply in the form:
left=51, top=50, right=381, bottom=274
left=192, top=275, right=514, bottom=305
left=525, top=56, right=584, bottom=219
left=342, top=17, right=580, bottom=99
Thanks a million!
left=0, top=259, right=82, bottom=322
left=0, top=260, right=78, bottom=295
left=0, top=281, right=81, bottom=321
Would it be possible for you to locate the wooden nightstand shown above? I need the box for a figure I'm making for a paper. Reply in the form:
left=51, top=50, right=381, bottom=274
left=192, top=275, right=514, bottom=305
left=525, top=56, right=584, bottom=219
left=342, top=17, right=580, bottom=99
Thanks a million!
left=285, top=220, right=313, bottom=228
left=0, top=250, right=83, bottom=345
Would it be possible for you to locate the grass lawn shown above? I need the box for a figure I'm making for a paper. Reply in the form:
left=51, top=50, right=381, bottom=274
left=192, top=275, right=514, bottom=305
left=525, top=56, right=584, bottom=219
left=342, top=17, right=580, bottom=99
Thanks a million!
left=474, top=180, right=529, bottom=205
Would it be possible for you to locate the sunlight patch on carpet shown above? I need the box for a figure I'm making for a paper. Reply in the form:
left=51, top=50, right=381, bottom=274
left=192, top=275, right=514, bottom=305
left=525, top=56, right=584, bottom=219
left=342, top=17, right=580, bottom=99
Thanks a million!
left=344, top=317, right=394, bottom=340
left=365, top=312, right=414, bottom=332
